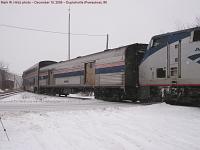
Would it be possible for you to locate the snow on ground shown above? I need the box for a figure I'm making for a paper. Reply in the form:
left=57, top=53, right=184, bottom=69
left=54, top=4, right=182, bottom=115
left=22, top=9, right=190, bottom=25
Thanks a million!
left=0, top=89, right=4, bottom=93
left=0, top=92, right=134, bottom=112
left=0, top=101, right=200, bottom=150
left=69, top=92, right=94, bottom=99
left=0, top=92, right=96, bottom=104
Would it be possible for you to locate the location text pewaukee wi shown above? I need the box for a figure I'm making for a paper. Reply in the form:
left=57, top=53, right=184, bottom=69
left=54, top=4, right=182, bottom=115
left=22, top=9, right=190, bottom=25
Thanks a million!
left=0, top=0, right=108, bottom=5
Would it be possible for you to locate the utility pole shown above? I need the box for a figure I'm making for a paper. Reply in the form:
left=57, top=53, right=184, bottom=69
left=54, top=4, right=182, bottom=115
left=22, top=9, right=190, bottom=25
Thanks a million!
left=106, top=34, right=109, bottom=49
left=68, top=6, right=71, bottom=60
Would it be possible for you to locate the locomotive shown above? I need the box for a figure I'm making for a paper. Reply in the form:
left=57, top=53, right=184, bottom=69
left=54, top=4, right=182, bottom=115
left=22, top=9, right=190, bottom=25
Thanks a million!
left=23, top=27, right=200, bottom=105
left=140, top=27, right=200, bottom=105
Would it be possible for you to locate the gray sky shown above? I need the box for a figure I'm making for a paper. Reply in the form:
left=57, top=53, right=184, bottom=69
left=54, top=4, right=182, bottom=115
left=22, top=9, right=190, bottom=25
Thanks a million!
left=0, top=0, right=200, bottom=74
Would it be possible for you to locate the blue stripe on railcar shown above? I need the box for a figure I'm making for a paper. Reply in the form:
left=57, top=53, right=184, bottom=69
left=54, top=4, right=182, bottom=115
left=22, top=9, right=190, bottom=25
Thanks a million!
left=188, top=53, right=200, bottom=60
left=54, top=70, right=84, bottom=78
left=95, top=65, right=125, bottom=74
left=39, top=76, right=48, bottom=80
left=45, top=65, right=125, bottom=79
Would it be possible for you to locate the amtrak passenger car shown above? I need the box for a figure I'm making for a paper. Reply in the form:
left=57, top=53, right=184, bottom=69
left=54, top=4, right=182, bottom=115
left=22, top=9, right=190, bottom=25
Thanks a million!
left=38, top=44, right=147, bottom=100
left=139, top=27, right=200, bottom=104
left=23, top=61, right=57, bottom=92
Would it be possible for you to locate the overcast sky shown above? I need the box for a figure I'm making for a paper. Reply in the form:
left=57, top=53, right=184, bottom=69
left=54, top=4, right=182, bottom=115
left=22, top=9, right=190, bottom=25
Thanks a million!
left=0, top=0, right=200, bottom=75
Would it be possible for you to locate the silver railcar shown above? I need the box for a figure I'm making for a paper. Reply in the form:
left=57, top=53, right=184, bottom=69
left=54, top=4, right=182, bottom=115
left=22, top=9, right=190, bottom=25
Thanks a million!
left=38, top=44, right=147, bottom=100
left=23, top=61, right=57, bottom=92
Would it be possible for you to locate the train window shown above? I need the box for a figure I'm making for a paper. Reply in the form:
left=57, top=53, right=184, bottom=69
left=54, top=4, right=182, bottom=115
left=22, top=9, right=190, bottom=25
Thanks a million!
left=152, top=37, right=167, bottom=47
left=193, top=30, right=200, bottom=42
left=156, top=68, right=166, bottom=78
left=175, top=44, right=179, bottom=49
left=148, top=39, right=153, bottom=49
left=170, top=67, right=177, bottom=76
left=152, top=38, right=160, bottom=47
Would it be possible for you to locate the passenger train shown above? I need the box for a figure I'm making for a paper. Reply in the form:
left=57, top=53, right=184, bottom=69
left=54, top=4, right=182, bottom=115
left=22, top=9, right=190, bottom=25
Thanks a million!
left=23, top=27, right=200, bottom=106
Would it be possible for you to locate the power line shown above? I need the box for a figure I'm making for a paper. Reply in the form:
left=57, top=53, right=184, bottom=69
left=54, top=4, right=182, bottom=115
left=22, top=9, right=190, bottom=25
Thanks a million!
left=72, top=33, right=106, bottom=37
left=0, top=24, right=106, bottom=37
left=0, top=24, right=66, bottom=35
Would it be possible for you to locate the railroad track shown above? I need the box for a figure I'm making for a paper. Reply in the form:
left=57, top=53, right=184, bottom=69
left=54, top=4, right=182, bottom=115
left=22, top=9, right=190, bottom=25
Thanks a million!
left=0, top=90, right=22, bottom=100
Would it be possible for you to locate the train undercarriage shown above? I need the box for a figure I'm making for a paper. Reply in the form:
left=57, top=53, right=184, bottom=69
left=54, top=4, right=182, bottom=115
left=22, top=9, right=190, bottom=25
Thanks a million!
left=35, top=85, right=200, bottom=106
left=38, top=86, right=133, bottom=102
left=164, top=86, right=200, bottom=106
left=142, top=86, right=200, bottom=106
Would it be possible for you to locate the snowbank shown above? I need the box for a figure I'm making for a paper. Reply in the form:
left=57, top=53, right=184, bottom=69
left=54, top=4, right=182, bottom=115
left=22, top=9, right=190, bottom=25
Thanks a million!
left=69, top=92, right=94, bottom=99
left=0, top=89, right=4, bottom=93
left=0, top=104, right=200, bottom=150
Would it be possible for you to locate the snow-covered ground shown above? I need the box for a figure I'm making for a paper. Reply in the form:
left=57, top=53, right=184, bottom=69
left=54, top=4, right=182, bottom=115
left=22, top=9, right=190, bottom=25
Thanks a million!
left=0, top=89, right=4, bottom=93
left=0, top=93, right=200, bottom=150
left=0, top=92, right=96, bottom=104
left=0, top=92, right=135, bottom=112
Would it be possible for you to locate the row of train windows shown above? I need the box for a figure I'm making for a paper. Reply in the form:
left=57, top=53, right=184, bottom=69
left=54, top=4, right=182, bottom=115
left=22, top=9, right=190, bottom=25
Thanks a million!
left=24, top=78, right=36, bottom=85
left=150, top=30, right=200, bottom=48
left=24, top=68, right=37, bottom=75
left=156, top=67, right=177, bottom=78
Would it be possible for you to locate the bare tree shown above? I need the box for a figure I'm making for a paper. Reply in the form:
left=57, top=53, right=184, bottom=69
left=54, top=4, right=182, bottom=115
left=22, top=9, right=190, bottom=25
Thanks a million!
left=0, top=62, right=4, bottom=69
left=195, top=16, right=200, bottom=26
left=0, top=61, right=9, bottom=89
left=175, top=16, right=200, bottom=30
left=174, top=20, right=187, bottom=30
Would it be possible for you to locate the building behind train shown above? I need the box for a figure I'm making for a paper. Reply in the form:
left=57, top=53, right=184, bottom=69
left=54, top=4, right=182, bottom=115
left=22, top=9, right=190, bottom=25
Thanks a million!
left=0, top=69, right=22, bottom=91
